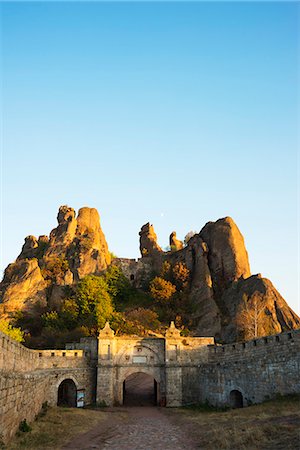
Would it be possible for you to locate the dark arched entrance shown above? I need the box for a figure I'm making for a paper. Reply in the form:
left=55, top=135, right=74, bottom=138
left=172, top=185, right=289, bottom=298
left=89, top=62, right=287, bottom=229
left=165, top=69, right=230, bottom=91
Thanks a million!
left=123, top=372, right=158, bottom=406
left=57, top=379, right=77, bottom=407
left=230, top=390, right=243, bottom=408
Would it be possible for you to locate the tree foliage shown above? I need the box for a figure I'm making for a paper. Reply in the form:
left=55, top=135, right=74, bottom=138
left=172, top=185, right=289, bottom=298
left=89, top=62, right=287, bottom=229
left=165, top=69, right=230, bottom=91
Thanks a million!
left=76, top=275, right=114, bottom=330
left=172, top=262, right=190, bottom=289
left=149, top=276, right=176, bottom=304
left=103, top=265, right=132, bottom=302
left=0, top=319, right=24, bottom=342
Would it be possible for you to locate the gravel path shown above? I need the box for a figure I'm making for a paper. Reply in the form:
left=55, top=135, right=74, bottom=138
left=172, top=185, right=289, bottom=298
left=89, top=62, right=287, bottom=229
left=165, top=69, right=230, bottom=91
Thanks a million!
left=62, top=407, right=198, bottom=450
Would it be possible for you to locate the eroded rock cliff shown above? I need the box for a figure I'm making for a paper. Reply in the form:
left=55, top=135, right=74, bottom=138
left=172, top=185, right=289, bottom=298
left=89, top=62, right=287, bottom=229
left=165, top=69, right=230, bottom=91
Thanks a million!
left=138, top=217, right=299, bottom=340
left=1, top=208, right=299, bottom=342
left=0, top=205, right=111, bottom=316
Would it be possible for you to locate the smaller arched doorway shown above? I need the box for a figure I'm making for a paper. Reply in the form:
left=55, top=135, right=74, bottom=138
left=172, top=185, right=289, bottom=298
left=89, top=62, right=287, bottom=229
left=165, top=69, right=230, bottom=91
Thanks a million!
left=230, top=390, right=243, bottom=408
left=57, top=379, right=77, bottom=407
left=123, top=372, right=158, bottom=406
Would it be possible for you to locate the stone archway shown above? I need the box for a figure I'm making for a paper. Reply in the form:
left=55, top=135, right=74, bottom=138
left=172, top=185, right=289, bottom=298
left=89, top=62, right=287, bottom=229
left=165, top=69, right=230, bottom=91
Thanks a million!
left=229, top=389, right=243, bottom=408
left=57, top=379, right=77, bottom=407
left=123, top=372, right=158, bottom=406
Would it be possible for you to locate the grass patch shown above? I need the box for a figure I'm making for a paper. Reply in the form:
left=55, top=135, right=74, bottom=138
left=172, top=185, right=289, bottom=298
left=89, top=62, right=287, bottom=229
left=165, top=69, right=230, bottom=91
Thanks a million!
left=171, top=395, right=300, bottom=449
left=7, top=407, right=106, bottom=450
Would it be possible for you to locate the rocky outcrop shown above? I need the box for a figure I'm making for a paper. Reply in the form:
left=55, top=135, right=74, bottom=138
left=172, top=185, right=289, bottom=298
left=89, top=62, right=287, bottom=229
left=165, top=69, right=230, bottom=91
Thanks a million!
left=169, top=231, right=183, bottom=251
left=183, top=235, right=221, bottom=336
left=71, top=207, right=111, bottom=279
left=47, top=205, right=77, bottom=255
left=17, top=235, right=49, bottom=260
left=0, top=205, right=111, bottom=316
left=139, top=223, right=162, bottom=257
left=200, top=217, right=251, bottom=299
left=220, top=275, right=300, bottom=342
left=1, top=209, right=299, bottom=342
left=0, top=259, right=48, bottom=316
left=137, top=216, right=299, bottom=341
left=17, top=236, right=38, bottom=260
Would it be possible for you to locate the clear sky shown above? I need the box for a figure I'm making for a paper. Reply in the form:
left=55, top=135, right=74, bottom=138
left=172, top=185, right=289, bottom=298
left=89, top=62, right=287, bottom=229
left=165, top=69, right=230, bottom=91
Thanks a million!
left=0, top=1, right=299, bottom=314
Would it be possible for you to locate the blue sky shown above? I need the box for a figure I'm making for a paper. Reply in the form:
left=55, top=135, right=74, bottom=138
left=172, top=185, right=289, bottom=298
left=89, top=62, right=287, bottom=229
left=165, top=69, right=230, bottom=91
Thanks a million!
left=1, top=1, right=299, bottom=314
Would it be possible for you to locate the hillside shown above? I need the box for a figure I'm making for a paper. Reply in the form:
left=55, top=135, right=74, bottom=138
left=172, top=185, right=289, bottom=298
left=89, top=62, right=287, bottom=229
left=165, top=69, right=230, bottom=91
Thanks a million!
left=0, top=205, right=299, bottom=346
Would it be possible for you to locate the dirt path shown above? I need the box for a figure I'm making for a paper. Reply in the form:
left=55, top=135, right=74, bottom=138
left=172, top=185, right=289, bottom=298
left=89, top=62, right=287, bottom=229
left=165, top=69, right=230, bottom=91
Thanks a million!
left=62, top=407, right=198, bottom=450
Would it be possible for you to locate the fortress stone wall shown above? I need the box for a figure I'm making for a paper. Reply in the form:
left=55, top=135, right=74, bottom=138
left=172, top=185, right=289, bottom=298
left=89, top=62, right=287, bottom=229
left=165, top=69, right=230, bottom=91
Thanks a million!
left=0, top=326, right=299, bottom=444
left=0, top=331, right=95, bottom=443
left=198, top=329, right=300, bottom=406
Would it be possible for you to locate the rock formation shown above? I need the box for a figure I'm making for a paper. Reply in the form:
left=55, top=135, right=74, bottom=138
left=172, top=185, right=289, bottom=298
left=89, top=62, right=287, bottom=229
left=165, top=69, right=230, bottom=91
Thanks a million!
left=0, top=208, right=299, bottom=342
left=0, top=205, right=111, bottom=316
left=199, top=217, right=251, bottom=298
left=0, top=259, right=48, bottom=316
left=220, top=274, right=300, bottom=342
left=139, top=223, right=162, bottom=257
left=138, top=216, right=299, bottom=340
left=72, top=207, right=111, bottom=279
left=169, top=231, right=183, bottom=251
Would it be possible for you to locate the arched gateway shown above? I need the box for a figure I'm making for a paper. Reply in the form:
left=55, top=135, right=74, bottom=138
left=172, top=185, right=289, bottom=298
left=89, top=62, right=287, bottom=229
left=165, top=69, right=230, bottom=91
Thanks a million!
left=57, top=378, right=77, bottom=407
left=96, top=322, right=214, bottom=407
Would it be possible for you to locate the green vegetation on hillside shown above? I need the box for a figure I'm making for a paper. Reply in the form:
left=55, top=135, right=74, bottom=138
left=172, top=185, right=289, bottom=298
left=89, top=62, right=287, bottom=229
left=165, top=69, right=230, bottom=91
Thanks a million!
left=11, top=262, right=195, bottom=348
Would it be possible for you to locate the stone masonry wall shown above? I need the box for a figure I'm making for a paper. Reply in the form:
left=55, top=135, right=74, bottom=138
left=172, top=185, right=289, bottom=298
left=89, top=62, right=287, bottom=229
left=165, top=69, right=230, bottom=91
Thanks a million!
left=1, top=325, right=300, bottom=443
left=196, top=329, right=300, bottom=407
left=0, top=331, right=95, bottom=444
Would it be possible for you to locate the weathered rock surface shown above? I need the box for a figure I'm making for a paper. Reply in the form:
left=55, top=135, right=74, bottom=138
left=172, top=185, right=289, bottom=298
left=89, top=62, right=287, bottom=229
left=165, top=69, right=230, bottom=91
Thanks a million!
left=165, top=234, right=221, bottom=337
left=139, top=223, right=162, bottom=257
left=73, top=207, right=111, bottom=279
left=220, top=274, right=300, bottom=342
left=169, top=231, right=183, bottom=251
left=1, top=209, right=299, bottom=341
left=47, top=205, right=77, bottom=255
left=17, top=235, right=39, bottom=260
left=0, top=205, right=111, bottom=316
left=199, top=217, right=251, bottom=298
left=137, top=216, right=299, bottom=340
left=0, top=259, right=48, bottom=316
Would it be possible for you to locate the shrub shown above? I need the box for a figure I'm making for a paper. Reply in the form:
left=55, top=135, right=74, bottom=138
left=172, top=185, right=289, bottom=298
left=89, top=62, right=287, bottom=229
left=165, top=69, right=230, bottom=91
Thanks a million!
left=19, top=419, right=31, bottom=433
left=41, top=256, right=69, bottom=281
left=0, top=319, right=24, bottom=343
left=172, top=262, right=190, bottom=289
left=149, top=277, right=176, bottom=304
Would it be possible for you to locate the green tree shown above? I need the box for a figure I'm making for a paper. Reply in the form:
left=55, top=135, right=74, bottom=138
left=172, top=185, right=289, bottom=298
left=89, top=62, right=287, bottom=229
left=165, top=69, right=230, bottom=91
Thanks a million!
left=42, top=311, right=62, bottom=330
left=76, top=275, right=114, bottom=330
left=103, top=265, right=132, bottom=303
left=0, top=319, right=24, bottom=343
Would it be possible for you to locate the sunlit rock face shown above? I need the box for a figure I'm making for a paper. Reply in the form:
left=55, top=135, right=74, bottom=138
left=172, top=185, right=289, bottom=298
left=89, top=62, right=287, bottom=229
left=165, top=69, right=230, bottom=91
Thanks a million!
left=47, top=205, right=78, bottom=253
left=72, top=207, right=111, bottom=279
left=0, top=208, right=299, bottom=341
left=137, top=216, right=299, bottom=341
left=0, top=259, right=48, bottom=317
left=139, top=222, right=162, bottom=257
left=169, top=231, right=183, bottom=251
left=0, top=205, right=111, bottom=316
